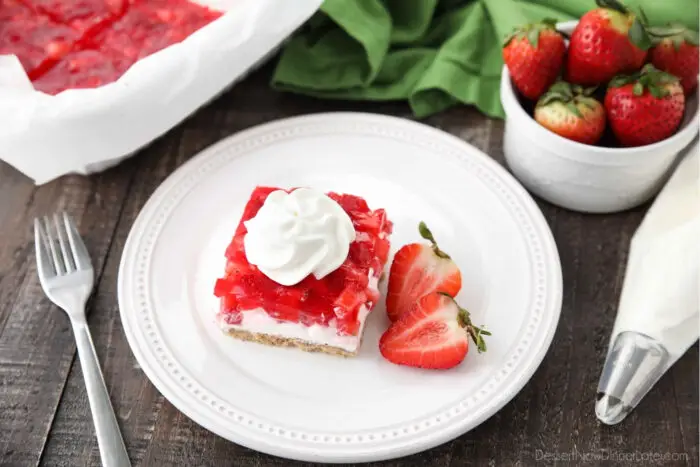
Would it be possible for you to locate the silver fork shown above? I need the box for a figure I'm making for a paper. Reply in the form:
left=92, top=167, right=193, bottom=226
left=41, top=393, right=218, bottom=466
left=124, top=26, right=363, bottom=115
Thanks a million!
left=34, top=213, right=131, bottom=467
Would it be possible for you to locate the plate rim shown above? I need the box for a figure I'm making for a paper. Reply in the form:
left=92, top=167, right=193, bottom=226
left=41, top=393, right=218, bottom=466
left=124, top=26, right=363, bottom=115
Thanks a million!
left=117, top=111, right=563, bottom=463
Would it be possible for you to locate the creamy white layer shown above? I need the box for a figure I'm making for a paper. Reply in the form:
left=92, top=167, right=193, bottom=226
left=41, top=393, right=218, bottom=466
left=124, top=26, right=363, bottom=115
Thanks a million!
left=219, top=305, right=370, bottom=352
left=219, top=271, right=379, bottom=353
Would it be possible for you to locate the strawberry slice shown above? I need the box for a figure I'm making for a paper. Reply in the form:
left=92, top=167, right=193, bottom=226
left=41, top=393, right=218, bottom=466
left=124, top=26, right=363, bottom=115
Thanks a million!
left=385, top=222, right=461, bottom=322
left=379, top=292, right=489, bottom=369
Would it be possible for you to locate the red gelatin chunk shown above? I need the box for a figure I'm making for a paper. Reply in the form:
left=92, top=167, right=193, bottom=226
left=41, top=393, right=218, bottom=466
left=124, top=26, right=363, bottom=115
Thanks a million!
left=0, top=0, right=78, bottom=78
left=88, top=0, right=222, bottom=68
left=22, top=0, right=127, bottom=33
left=31, top=48, right=124, bottom=94
left=214, top=187, right=393, bottom=337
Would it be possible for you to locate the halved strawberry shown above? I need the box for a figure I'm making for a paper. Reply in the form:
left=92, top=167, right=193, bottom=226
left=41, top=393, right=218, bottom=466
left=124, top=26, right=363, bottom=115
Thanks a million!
left=385, top=222, right=461, bottom=322
left=379, top=292, right=489, bottom=369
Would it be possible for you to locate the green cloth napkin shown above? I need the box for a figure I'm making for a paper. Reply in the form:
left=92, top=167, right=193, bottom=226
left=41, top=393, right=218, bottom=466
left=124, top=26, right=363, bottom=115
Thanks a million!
left=271, top=0, right=699, bottom=119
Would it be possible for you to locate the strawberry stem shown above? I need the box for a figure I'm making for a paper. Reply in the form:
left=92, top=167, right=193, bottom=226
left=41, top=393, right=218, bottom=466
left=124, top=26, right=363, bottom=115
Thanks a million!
left=628, top=17, right=652, bottom=50
left=418, top=221, right=450, bottom=259
left=438, top=292, right=490, bottom=353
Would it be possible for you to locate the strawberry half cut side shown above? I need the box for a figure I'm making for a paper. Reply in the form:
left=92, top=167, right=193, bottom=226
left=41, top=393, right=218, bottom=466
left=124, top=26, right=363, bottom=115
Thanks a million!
left=385, top=222, right=462, bottom=322
left=379, top=292, right=490, bottom=370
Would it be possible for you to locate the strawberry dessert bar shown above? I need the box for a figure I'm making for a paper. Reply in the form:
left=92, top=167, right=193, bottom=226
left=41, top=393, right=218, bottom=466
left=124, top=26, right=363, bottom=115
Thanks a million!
left=213, top=186, right=393, bottom=356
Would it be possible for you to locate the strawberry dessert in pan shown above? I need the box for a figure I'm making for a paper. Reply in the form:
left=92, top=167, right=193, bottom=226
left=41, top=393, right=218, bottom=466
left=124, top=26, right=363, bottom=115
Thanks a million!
left=0, top=0, right=222, bottom=94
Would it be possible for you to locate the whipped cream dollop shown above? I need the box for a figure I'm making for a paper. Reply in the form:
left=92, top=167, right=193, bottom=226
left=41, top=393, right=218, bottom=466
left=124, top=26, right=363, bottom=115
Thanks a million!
left=243, top=188, right=356, bottom=286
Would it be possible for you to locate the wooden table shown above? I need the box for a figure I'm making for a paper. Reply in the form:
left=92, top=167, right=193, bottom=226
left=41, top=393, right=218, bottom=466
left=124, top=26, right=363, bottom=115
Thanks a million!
left=1, top=62, right=697, bottom=467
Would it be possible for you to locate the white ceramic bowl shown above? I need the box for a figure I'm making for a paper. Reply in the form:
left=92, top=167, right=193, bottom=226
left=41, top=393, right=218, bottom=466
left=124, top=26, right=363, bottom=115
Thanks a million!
left=501, top=20, right=699, bottom=214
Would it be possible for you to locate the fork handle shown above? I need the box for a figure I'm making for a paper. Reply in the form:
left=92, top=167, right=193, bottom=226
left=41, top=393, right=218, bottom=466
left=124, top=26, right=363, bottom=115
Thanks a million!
left=72, top=320, right=132, bottom=467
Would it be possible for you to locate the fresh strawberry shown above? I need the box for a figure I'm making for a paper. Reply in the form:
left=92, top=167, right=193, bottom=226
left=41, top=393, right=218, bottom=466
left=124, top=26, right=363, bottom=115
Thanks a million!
left=534, top=81, right=606, bottom=145
left=385, top=222, right=461, bottom=322
left=502, top=18, right=567, bottom=100
left=604, top=63, right=685, bottom=147
left=379, top=292, right=490, bottom=370
left=648, top=24, right=699, bottom=95
left=566, top=0, right=651, bottom=86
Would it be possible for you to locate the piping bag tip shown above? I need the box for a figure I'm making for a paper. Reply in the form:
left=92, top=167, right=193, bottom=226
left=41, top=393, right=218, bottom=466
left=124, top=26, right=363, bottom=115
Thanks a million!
left=595, top=331, right=669, bottom=426
left=595, top=394, right=630, bottom=425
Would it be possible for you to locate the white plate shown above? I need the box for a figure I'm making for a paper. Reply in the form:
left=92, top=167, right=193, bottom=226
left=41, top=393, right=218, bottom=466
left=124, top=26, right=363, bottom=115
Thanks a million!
left=118, top=112, right=563, bottom=463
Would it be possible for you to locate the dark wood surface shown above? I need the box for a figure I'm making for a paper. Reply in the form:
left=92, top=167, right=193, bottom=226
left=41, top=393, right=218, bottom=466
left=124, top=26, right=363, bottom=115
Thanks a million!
left=0, top=61, right=697, bottom=467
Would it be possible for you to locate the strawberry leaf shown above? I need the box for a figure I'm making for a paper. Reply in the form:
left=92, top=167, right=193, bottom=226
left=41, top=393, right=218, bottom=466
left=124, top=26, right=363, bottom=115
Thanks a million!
left=502, top=28, right=519, bottom=47
left=502, top=19, right=561, bottom=49
left=540, top=17, right=558, bottom=28
left=685, top=29, right=700, bottom=46
left=465, top=324, right=489, bottom=353
left=628, top=18, right=652, bottom=50
left=527, top=28, right=539, bottom=48
left=566, top=101, right=582, bottom=118
left=596, top=0, right=629, bottom=15
left=647, top=23, right=699, bottom=47
left=636, top=6, right=649, bottom=26
left=609, top=73, right=634, bottom=88
left=648, top=85, right=667, bottom=98
left=647, top=24, right=687, bottom=37
left=581, top=86, right=598, bottom=97
left=537, top=80, right=602, bottom=120
left=611, top=64, right=677, bottom=97
left=536, top=93, right=561, bottom=108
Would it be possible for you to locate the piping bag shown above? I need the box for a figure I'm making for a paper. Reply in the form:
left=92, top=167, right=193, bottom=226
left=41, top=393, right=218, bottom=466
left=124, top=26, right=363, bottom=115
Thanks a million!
left=596, top=138, right=699, bottom=425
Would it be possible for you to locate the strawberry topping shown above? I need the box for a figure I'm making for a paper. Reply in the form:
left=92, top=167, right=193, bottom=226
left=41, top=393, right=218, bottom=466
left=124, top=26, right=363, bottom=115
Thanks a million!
left=214, top=186, right=393, bottom=337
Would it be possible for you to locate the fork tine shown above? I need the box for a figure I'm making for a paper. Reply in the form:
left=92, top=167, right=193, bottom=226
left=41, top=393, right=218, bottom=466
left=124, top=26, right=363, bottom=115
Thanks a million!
left=62, top=212, right=92, bottom=271
left=34, top=218, right=57, bottom=279
left=43, top=216, right=65, bottom=275
left=53, top=213, right=75, bottom=273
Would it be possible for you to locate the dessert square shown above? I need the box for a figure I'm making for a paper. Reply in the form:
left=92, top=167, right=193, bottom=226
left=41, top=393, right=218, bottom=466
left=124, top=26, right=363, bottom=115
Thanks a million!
left=214, top=186, right=393, bottom=356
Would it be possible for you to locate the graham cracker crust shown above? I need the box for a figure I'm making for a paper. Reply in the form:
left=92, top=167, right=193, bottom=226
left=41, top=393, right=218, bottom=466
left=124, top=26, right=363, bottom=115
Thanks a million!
left=224, top=327, right=359, bottom=357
